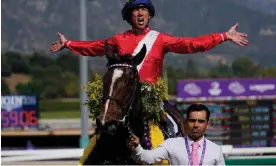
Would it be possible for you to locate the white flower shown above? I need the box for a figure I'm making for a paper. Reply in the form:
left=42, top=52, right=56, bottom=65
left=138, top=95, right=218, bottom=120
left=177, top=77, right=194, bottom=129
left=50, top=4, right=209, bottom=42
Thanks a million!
left=141, top=86, right=145, bottom=91
left=160, top=102, right=164, bottom=110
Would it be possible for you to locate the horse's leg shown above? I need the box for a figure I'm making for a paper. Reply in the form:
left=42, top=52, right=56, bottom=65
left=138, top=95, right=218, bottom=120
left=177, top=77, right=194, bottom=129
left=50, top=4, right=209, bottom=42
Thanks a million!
left=163, top=101, right=186, bottom=137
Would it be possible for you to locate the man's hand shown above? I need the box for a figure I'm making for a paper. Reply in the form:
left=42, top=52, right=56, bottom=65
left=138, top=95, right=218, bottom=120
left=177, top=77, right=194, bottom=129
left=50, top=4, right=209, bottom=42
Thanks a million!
left=49, top=32, right=67, bottom=52
left=226, top=23, right=248, bottom=46
left=127, top=134, right=140, bottom=151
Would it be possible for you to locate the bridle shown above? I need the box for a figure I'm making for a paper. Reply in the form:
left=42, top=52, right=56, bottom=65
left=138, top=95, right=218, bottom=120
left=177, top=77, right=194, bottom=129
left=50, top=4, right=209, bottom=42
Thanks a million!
left=101, top=63, right=139, bottom=135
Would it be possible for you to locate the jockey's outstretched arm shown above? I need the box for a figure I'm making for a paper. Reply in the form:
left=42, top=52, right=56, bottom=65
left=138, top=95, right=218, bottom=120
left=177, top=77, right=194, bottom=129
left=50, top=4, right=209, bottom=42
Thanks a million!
left=162, top=23, right=248, bottom=54
left=64, top=38, right=115, bottom=56
left=49, top=32, right=116, bottom=56
left=162, top=32, right=227, bottom=54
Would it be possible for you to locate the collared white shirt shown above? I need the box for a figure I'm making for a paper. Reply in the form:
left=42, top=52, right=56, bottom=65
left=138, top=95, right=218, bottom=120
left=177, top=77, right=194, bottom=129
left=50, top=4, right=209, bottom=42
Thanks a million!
left=132, top=136, right=225, bottom=165
left=186, top=135, right=205, bottom=164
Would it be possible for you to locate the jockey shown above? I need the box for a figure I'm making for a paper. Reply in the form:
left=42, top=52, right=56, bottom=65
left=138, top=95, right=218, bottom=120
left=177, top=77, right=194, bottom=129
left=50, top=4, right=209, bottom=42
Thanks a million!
left=50, top=0, right=248, bottom=84
left=49, top=0, right=248, bottom=164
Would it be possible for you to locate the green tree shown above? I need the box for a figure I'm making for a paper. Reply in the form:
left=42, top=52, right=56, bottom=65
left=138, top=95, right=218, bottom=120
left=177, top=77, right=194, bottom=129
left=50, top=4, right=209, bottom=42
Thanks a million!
left=15, top=80, right=42, bottom=95
left=168, top=78, right=176, bottom=95
left=166, top=66, right=186, bottom=94
left=2, top=51, right=30, bottom=74
left=42, top=85, right=60, bottom=99
left=28, top=53, right=55, bottom=68
left=1, top=80, right=11, bottom=94
left=166, top=66, right=177, bottom=94
left=1, top=63, right=12, bottom=77
left=10, top=59, right=30, bottom=74
left=42, top=76, right=64, bottom=98
left=63, top=72, right=79, bottom=98
left=185, top=58, right=199, bottom=78
left=36, top=65, right=65, bottom=98
left=3, top=51, right=22, bottom=64
left=197, top=68, right=210, bottom=78
left=30, top=66, right=45, bottom=79
left=209, top=61, right=233, bottom=78
left=231, top=56, right=256, bottom=77
left=44, top=65, right=63, bottom=77
left=55, top=53, right=79, bottom=74
left=256, top=66, right=276, bottom=77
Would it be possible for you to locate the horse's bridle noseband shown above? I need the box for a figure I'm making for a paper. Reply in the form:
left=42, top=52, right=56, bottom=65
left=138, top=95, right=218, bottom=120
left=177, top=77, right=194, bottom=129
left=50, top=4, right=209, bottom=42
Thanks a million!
left=101, top=63, right=139, bottom=134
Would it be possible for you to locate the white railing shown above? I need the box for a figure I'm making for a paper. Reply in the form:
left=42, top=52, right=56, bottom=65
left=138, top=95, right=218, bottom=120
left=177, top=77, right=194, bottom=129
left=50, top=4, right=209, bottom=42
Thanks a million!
left=1, top=148, right=83, bottom=163
left=1, top=146, right=276, bottom=163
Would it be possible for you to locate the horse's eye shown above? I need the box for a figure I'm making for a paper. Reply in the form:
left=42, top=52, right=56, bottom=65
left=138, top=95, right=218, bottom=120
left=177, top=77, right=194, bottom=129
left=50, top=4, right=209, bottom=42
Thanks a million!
left=126, top=79, right=132, bottom=85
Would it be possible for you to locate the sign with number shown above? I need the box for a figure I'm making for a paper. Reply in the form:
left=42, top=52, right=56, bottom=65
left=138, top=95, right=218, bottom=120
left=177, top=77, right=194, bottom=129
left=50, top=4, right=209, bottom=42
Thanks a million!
left=1, top=95, right=39, bottom=130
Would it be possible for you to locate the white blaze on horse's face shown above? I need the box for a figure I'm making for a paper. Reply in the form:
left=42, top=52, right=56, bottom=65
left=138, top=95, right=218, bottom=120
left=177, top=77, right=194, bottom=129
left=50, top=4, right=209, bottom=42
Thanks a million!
left=102, top=68, right=124, bottom=125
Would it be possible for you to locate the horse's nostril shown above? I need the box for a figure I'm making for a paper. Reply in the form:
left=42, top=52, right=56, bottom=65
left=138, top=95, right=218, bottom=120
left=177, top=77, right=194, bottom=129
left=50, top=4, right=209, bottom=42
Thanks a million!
left=108, top=124, right=117, bottom=134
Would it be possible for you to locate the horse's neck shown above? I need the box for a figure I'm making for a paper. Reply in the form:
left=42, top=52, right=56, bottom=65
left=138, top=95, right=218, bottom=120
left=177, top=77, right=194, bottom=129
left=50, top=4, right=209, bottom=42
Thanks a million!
left=96, top=131, right=130, bottom=156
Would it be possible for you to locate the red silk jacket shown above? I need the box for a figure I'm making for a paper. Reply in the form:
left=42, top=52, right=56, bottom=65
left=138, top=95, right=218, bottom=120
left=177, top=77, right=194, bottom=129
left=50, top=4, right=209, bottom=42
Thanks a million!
left=65, top=27, right=227, bottom=83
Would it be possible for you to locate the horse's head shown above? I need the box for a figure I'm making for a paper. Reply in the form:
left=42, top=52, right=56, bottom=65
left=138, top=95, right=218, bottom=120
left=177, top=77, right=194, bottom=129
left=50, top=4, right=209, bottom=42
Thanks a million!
left=96, top=41, right=147, bottom=136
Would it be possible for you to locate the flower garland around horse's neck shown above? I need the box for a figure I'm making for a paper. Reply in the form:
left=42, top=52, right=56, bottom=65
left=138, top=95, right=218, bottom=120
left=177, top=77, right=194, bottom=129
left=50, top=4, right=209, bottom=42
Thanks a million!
left=83, top=73, right=103, bottom=120
left=83, top=73, right=168, bottom=123
left=140, top=78, right=168, bottom=123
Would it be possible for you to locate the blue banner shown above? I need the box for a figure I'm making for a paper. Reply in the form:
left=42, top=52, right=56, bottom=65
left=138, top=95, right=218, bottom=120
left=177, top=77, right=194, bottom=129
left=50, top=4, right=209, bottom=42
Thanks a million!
left=1, top=95, right=40, bottom=130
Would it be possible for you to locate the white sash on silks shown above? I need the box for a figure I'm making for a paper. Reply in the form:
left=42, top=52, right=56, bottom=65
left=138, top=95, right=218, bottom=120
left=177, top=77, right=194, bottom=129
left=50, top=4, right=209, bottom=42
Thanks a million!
left=132, top=30, right=160, bottom=72
left=132, top=30, right=181, bottom=133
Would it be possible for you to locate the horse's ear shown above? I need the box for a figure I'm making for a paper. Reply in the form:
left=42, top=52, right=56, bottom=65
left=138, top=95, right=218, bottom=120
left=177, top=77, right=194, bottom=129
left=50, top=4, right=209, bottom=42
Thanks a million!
left=133, top=44, right=147, bottom=66
left=105, top=40, right=113, bottom=60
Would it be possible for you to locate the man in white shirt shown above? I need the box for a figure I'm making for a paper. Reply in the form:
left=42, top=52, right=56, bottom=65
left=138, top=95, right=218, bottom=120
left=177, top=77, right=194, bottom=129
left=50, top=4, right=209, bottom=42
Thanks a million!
left=128, top=103, right=226, bottom=165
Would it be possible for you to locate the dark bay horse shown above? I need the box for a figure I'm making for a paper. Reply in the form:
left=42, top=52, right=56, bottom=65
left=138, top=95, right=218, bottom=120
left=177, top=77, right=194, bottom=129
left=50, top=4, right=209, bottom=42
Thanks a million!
left=81, top=41, right=185, bottom=165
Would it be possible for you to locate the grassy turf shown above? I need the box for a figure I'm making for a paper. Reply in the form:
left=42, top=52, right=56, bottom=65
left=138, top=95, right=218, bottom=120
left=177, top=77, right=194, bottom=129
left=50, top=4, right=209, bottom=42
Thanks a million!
left=39, top=99, right=82, bottom=119
left=40, top=110, right=80, bottom=119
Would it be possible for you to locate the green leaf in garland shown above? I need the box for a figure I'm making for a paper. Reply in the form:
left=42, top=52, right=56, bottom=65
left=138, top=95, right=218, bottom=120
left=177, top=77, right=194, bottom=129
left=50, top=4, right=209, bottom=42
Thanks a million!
left=82, top=73, right=103, bottom=120
left=140, top=77, right=168, bottom=123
